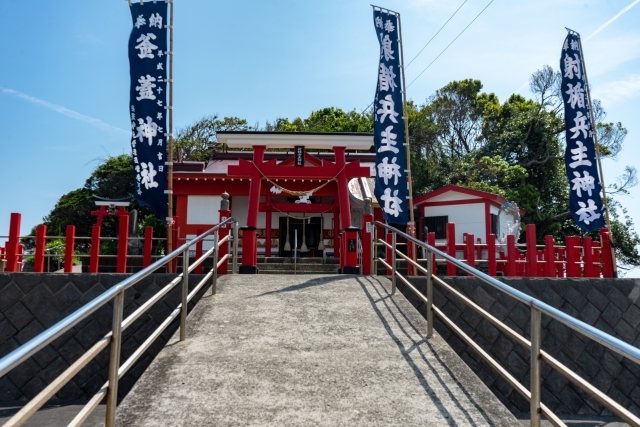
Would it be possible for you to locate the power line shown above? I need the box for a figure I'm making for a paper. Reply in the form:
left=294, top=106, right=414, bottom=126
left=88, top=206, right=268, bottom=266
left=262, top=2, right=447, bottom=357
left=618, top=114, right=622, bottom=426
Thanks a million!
left=405, top=0, right=468, bottom=70
left=407, top=0, right=494, bottom=89
left=361, top=0, right=491, bottom=114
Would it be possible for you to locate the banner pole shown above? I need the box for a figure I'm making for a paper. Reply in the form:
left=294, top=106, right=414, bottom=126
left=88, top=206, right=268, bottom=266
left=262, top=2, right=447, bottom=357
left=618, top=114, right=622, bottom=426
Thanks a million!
left=575, top=30, right=617, bottom=276
left=396, top=10, right=418, bottom=268
left=166, top=0, right=174, bottom=272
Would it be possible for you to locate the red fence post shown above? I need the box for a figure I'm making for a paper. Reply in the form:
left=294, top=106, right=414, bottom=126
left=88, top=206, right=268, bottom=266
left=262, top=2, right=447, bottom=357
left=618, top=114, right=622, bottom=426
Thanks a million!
left=5, top=213, right=21, bottom=272
left=583, top=236, right=594, bottom=278
left=64, top=225, right=75, bottom=273
left=117, top=214, right=129, bottom=274
left=487, top=234, right=497, bottom=276
left=428, top=232, right=436, bottom=276
left=600, top=228, right=614, bottom=278
left=506, top=234, right=517, bottom=276
left=89, top=225, right=101, bottom=273
left=565, top=236, right=580, bottom=277
left=557, top=248, right=565, bottom=277
left=171, top=216, right=179, bottom=273
left=526, top=224, right=537, bottom=277
left=143, top=226, right=153, bottom=268
left=593, top=247, right=601, bottom=278
left=195, top=228, right=204, bottom=274
left=465, top=233, right=475, bottom=273
left=446, top=223, right=456, bottom=276
left=362, top=213, right=373, bottom=275
left=34, top=224, right=47, bottom=273
left=544, top=236, right=555, bottom=277
left=218, top=206, right=231, bottom=275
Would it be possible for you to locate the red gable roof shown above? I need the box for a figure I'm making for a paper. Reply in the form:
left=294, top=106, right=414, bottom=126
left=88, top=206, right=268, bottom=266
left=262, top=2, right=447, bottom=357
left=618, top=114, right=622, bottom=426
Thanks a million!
left=414, top=185, right=526, bottom=215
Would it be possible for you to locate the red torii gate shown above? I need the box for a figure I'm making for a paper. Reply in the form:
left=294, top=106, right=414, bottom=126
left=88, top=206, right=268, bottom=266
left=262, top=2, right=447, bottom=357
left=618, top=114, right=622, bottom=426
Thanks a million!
left=227, top=145, right=371, bottom=274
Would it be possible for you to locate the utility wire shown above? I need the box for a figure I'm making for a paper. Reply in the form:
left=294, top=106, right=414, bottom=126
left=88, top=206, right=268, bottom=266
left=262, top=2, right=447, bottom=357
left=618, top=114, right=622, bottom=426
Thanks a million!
left=361, top=0, right=486, bottom=114
left=407, top=0, right=494, bottom=89
left=405, top=0, right=468, bottom=70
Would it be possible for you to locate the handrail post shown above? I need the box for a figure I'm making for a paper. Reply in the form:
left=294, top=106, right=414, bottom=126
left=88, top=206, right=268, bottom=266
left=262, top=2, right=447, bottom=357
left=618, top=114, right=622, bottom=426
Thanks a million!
left=232, top=222, right=239, bottom=274
left=426, top=248, right=433, bottom=338
left=212, top=230, right=219, bottom=295
left=372, top=226, right=378, bottom=275
left=180, top=247, right=189, bottom=341
left=530, top=306, right=541, bottom=427
left=391, top=231, right=397, bottom=295
left=105, top=290, right=124, bottom=427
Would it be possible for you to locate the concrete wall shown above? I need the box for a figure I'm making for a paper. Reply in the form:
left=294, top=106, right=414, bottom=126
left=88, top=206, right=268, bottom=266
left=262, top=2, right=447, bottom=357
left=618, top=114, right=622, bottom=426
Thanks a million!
left=400, top=276, right=640, bottom=417
left=0, top=272, right=209, bottom=402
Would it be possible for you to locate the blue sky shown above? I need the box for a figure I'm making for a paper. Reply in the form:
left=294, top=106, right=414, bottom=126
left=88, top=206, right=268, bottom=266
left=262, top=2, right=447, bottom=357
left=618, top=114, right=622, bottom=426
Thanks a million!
left=1, top=0, right=639, bottom=272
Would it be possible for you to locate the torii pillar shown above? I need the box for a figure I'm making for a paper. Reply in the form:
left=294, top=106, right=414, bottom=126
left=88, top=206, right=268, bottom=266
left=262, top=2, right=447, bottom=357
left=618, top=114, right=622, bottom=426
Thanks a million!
left=239, top=145, right=265, bottom=274
left=334, top=146, right=360, bottom=274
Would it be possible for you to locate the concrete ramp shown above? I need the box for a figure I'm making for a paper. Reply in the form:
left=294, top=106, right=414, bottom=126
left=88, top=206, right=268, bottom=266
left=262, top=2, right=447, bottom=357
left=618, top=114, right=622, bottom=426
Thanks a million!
left=116, top=275, right=518, bottom=426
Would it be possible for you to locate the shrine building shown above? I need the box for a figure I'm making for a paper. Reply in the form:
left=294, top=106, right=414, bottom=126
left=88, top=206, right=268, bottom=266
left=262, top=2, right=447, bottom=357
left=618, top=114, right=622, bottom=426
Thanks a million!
left=171, top=132, right=382, bottom=274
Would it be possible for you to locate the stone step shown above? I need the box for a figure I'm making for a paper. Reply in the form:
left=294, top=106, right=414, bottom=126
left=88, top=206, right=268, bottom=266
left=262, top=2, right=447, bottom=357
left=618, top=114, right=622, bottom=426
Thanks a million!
left=257, top=257, right=340, bottom=265
left=259, top=269, right=339, bottom=275
left=257, top=263, right=339, bottom=273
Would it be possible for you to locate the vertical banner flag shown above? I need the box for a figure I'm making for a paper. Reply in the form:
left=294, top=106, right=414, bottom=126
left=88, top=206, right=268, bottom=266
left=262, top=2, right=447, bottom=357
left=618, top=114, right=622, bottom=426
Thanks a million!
left=560, top=34, right=605, bottom=231
left=372, top=10, right=409, bottom=225
left=128, top=2, right=168, bottom=219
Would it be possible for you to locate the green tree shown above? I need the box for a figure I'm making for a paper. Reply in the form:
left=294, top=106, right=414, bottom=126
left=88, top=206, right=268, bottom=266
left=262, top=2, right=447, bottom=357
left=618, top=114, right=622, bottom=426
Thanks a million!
left=174, top=115, right=253, bottom=162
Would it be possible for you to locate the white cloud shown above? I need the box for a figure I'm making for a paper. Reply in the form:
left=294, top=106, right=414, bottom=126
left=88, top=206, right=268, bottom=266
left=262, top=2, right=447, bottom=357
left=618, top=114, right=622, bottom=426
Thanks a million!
left=592, top=74, right=640, bottom=105
left=0, top=86, right=128, bottom=134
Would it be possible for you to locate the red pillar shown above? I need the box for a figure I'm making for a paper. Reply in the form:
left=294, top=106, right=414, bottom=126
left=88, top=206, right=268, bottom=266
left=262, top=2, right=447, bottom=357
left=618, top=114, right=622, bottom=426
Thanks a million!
left=593, top=248, right=602, bottom=278
left=265, top=191, right=272, bottom=258
left=446, top=223, right=456, bottom=276
left=565, top=236, right=580, bottom=277
left=116, top=214, right=129, bottom=274
left=600, top=228, right=614, bottom=278
left=143, top=226, right=153, bottom=268
left=90, top=225, right=101, bottom=273
left=333, top=147, right=352, bottom=230
left=218, top=208, right=231, bottom=274
left=526, top=224, right=537, bottom=277
left=487, top=234, right=496, bottom=276
left=362, top=213, right=373, bottom=275
left=64, top=225, right=75, bottom=273
left=583, top=236, right=594, bottom=278
left=465, top=233, right=475, bottom=273
left=34, top=224, right=47, bottom=273
left=544, top=235, right=555, bottom=277
left=506, top=234, right=517, bottom=277
left=171, top=216, right=179, bottom=272
left=195, top=228, right=204, bottom=274
left=5, top=213, right=21, bottom=272
left=428, top=232, right=436, bottom=276
left=557, top=247, right=565, bottom=277
left=333, top=212, right=340, bottom=260
left=241, top=146, right=264, bottom=274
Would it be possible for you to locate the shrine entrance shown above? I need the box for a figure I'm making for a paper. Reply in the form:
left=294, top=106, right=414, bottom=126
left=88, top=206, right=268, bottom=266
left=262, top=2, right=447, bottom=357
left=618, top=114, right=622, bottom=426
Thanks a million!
left=278, top=217, right=322, bottom=257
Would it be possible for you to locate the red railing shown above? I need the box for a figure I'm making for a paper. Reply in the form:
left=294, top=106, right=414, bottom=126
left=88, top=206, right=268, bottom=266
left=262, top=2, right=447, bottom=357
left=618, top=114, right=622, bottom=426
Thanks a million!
left=425, top=223, right=614, bottom=278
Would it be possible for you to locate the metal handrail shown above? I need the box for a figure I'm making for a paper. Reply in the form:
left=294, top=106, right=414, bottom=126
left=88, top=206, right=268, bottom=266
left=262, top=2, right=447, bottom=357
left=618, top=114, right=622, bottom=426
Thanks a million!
left=0, top=217, right=238, bottom=427
left=374, top=221, right=640, bottom=427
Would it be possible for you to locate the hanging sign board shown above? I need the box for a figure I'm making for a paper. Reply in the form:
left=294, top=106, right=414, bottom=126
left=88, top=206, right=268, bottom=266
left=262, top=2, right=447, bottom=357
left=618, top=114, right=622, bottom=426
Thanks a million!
left=560, top=33, right=605, bottom=231
left=372, top=10, right=409, bottom=225
left=294, top=146, right=305, bottom=166
left=128, top=1, right=168, bottom=219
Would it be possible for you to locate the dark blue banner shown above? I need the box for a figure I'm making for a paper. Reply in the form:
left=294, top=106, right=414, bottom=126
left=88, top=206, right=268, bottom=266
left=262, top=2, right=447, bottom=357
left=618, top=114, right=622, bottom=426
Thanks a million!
left=560, top=34, right=605, bottom=231
left=372, top=11, right=409, bottom=225
left=128, top=1, right=168, bottom=219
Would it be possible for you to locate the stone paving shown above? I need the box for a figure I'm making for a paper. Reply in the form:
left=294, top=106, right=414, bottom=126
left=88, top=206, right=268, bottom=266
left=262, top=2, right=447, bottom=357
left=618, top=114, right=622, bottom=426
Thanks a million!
left=116, top=274, right=518, bottom=426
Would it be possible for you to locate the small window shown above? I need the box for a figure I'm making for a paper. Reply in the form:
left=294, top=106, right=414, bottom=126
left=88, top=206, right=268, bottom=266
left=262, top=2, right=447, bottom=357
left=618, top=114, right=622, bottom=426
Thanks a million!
left=425, top=216, right=448, bottom=239
left=491, top=214, right=499, bottom=235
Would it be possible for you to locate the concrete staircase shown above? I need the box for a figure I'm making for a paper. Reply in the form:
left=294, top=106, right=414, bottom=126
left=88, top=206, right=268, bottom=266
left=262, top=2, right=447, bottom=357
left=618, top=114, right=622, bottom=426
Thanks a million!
left=257, top=257, right=340, bottom=274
